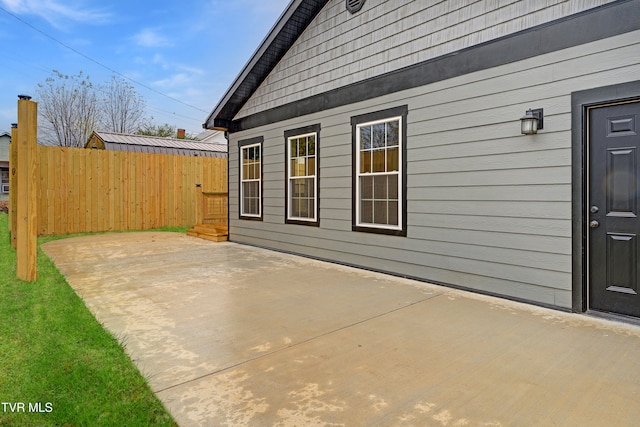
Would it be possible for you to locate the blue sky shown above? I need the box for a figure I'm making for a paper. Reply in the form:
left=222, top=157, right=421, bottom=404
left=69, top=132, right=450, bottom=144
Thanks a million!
left=0, top=0, right=291, bottom=135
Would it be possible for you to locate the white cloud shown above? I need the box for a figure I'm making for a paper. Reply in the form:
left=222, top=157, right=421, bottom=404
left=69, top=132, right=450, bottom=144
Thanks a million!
left=152, top=53, right=205, bottom=75
left=0, top=0, right=111, bottom=28
left=132, top=28, right=172, bottom=48
left=152, top=53, right=166, bottom=65
left=153, top=73, right=190, bottom=89
left=178, top=65, right=204, bottom=76
left=152, top=64, right=204, bottom=87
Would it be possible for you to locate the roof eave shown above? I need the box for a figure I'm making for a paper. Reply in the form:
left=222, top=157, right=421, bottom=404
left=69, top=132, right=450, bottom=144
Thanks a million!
left=204, top=0, right=328, bottom=131
left=203, top=0, right=300, bottom=130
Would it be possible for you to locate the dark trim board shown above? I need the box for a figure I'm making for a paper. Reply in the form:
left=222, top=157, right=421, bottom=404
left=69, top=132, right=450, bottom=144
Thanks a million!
left=350, top=105, right=408, bottom=236
left=238, top=136, right=264, bottom=221
left=237, top=136, right=264, bottom=147
left=284, top=123, right=321, bottom=227
left=223, top=0, right=640, bottom=132
left=570, top=80, right=640, bottom=313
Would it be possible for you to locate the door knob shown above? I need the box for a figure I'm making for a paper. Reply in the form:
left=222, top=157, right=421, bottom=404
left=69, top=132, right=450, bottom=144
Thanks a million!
left=589, top=220, right=600, bottom=229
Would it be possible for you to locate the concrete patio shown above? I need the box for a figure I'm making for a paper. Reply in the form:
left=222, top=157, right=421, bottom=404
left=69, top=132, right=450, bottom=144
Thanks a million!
left=42, top=232, right=640, bottom=426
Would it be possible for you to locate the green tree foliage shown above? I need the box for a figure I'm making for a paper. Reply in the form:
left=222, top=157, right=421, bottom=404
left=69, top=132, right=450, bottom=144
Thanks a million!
left=136, top=123, right=197, bottom=140
left=135, top=123, right=177, bottom=138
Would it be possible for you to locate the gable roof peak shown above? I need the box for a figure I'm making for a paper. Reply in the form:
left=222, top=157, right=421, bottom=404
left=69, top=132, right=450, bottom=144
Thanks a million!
left=204, top=0, right=329, bottom=131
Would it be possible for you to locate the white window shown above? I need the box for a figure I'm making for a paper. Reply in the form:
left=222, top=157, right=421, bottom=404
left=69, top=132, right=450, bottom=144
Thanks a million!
left=286, top=125, right=320, bottom=225
left=352, top=106, right=407, bottom=235
left=239, top=139, right=262, bottom=219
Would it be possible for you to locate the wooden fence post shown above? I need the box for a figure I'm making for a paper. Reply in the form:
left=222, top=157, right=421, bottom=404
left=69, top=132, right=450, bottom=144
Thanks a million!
left=9, top=123, right=18, bottom=249
left=15, top=95, right=38, bottom=282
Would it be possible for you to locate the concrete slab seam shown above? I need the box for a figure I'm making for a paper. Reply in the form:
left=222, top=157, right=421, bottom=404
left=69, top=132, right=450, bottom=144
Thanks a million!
left=154, top=292, right=444, bottom=394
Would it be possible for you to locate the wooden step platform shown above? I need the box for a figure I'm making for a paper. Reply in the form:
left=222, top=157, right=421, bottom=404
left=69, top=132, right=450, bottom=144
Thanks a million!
left=187, top=224, right=229, bottom=242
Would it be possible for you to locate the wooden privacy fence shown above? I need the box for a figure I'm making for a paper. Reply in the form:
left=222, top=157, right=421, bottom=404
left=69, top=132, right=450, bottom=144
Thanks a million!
left=36, top=146, right=227, bottom=236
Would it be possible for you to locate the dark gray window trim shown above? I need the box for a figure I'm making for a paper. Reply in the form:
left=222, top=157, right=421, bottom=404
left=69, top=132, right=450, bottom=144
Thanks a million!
left=227, top=0, right=639, bottom=133
left=351, top=105, right=408, bottom=236
left=284, top=124, right=321, bottom=227
left=238, top=136, right=264, bottom=221
left=571, top=80, right=640, bottom=313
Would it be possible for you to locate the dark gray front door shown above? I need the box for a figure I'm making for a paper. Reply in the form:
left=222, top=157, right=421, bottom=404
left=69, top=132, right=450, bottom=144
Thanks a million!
left=589, top=101, right=640, bottom=317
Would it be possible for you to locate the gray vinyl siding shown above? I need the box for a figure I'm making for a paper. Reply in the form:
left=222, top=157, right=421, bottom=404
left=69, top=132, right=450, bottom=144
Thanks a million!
left=228, top=29, right=640, bottom=309
left=236, top=0, right=617, bottom=119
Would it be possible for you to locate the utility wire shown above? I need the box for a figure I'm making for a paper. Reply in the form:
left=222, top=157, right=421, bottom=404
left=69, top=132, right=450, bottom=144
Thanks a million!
left=6, top=49, right=205, bottom=128
left=146, top=105, right=205, bottom=125
left=0, top=5, right=209, bottom=114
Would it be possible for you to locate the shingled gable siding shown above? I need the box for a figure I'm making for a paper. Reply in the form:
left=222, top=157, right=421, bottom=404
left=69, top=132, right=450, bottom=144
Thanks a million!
left=228, top=26, right=640, bottom=309
left=235, top=0, right=618, bottom=119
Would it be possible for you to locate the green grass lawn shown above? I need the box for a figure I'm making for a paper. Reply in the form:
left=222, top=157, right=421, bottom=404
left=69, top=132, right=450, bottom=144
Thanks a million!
left=0, top=213, right=177, bottom=426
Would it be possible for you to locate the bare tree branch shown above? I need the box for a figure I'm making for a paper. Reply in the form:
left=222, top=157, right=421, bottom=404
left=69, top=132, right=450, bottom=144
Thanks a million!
left=36, top=70, right=99, bottom=147
left=36, top=71, right=148, bottom=147
left=100, top=75, right=146, bottom=134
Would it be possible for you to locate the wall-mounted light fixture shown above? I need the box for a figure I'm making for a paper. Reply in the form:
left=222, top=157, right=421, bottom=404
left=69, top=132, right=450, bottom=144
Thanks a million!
left=520, top=108, right=543, bottom=135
